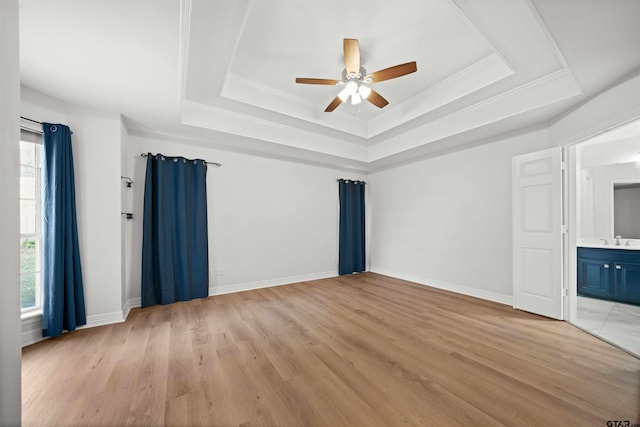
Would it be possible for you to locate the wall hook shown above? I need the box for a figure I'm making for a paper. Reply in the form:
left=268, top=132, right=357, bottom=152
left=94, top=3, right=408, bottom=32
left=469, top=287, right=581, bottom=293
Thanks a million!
left=121, top=176, right=134, bottom=188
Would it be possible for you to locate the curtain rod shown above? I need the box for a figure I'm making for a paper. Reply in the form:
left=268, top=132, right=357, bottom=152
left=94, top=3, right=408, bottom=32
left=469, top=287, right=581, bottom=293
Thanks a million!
left=337, top=178, right=366, bottom=184
left=21, top=117, right=74, bottom=135
left=20, top=116, right=44, bottom=135
left=21, top=116, right=42, bottom=125
left=140, top=153, right=221, bottom=167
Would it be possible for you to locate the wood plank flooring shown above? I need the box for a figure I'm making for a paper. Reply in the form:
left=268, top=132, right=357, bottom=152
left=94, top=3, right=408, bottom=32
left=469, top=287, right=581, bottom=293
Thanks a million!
left=22, top=273, right=640, bottom=426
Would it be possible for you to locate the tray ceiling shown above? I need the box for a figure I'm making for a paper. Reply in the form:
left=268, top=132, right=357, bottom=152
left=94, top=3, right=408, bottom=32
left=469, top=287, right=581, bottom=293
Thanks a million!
left=19, top=0, right=640, bottom=172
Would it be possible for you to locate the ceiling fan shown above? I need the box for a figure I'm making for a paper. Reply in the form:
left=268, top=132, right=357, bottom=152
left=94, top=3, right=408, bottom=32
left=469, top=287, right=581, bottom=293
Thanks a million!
left=295, top=38, right=417, bottom=112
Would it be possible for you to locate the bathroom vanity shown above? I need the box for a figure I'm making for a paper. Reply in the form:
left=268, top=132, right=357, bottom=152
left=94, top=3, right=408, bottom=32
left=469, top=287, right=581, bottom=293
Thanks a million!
left=577, top=245, right=640, bottom=305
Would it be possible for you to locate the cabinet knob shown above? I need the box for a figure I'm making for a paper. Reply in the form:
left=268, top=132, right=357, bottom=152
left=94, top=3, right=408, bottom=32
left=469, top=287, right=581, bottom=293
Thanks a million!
left=604, top=264, right=609, bottom=268
left=616, top=265, right=622, bottom=270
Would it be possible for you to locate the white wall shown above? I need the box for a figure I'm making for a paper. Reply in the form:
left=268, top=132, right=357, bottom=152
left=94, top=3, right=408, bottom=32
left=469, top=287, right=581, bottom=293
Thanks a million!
left=0, top=0, right=22, bottom=424
left=580, top=167, right=595, bottom=237
left=71, top=112, right=122, bottom=322
left=369, top=129, right=552, bottom=302
left=21, top=87, right=124, bottom=330
left=581, top=136, right=640, bottom=168
left=122, top=133, right=367, bottom=306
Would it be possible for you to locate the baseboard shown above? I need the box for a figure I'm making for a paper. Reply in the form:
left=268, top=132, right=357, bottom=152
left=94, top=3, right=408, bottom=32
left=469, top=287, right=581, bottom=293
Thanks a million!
left=122, top=297, right=141, bottom=321
left=370, top=267, right=513, bottom=306
left=122, top=271, right=338, bottom=316
left=22, top=310, right=126, bottom=348
left=209, top=270, right=337, bottom=296
left=21, top=315, right=46, bottom=347
left=81, top=311, right=125, bottom=329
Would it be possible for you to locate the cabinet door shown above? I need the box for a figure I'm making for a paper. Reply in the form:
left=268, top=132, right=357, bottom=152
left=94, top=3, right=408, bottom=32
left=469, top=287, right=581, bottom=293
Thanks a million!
left=578, top=258, right=612, bottom=298
left=614, top=261, right=640, bottom=304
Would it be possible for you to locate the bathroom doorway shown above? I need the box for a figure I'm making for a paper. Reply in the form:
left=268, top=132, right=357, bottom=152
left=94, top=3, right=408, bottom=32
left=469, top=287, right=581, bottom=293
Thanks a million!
left=569, top=119, right=640, bottom=357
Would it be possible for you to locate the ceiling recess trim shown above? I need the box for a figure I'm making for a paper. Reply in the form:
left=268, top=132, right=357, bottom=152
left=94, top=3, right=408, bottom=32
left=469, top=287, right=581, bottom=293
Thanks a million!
left=179, top=0, right=584, bottom=165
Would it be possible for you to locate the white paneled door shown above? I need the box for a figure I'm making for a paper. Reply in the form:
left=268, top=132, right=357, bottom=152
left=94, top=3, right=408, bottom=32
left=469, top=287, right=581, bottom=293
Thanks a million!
left=513, top=147, right=564, bottom=319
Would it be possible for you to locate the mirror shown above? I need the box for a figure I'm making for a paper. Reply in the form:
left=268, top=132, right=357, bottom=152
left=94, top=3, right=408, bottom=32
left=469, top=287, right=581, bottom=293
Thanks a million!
left=613, top=182, right=640, bottom=238
left=580, top=163, right=640, bottom=238
left=580, top=131, right=640, bottom=241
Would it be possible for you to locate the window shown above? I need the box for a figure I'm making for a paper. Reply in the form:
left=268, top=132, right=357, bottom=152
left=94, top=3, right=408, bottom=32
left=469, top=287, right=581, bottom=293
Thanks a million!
left=20, top=133, right=43, bottom=313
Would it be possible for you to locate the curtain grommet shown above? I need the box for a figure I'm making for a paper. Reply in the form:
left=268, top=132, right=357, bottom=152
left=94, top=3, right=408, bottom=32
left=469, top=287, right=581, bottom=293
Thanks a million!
left=50, top=125, right=57, bottom=132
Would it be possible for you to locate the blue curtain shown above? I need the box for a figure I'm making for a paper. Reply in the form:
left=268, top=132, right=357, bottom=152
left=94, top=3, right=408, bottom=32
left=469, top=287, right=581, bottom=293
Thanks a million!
left=141, top=154, right=209, bottom=308
left=338, top=179, right=366, bottom=275
left=42, top=123, right=86, bottom=337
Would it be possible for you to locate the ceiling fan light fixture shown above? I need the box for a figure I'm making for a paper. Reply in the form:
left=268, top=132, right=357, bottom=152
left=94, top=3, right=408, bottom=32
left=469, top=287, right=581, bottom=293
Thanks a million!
left=337, top=87, right=350, bottom=102
left=339, top=81, right=359, bottom=102
left=345, top=81, right=358, bottom=95
left=358, top=85, right=371, bottom=99
left=351, top=93, right=362, bottom=105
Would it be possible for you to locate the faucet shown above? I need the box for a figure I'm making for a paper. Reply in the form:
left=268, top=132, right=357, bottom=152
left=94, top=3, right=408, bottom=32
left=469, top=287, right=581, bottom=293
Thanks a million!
left=615, top=235, right=622, bottom=246
left=600, top=239, right=609, bottom=245
left=626, top=240, right=632, bottom=247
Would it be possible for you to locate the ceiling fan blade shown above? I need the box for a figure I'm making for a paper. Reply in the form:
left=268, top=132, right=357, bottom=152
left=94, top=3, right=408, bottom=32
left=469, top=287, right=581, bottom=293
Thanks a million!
left=367, top=89, right=389, bottom=108
left=295, top=78, right=341, bottom=85
left=343, top=38, right=360, bottom=75
left=366, top=61, right=417, bottom=83
left=324, top=96, right=342, bottom=112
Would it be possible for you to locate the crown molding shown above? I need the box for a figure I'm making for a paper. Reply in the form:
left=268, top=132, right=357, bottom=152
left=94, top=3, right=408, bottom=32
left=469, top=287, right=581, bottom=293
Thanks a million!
left=368, top=68, right=582, bottom=161
left=368, top=53, right=513, bottom=137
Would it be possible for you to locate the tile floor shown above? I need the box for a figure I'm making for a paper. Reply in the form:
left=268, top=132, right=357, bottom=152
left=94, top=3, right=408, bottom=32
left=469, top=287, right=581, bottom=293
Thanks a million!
left=575, top=296, right=640, bottom=357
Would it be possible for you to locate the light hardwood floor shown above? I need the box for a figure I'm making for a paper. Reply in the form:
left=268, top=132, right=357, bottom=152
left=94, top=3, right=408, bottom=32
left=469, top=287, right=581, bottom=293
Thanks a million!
left=23, top=273, right=640, bottom=426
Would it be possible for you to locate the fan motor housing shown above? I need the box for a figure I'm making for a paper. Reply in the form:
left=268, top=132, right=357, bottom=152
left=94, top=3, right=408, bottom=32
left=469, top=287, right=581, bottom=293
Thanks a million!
left=342, top=67, right=367, bottom=82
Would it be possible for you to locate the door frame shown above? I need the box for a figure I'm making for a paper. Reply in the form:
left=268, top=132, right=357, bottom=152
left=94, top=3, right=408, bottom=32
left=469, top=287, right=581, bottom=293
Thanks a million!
left=563, top=118, right=640, bottom=324
left=565, top=143, right=579, bottom=323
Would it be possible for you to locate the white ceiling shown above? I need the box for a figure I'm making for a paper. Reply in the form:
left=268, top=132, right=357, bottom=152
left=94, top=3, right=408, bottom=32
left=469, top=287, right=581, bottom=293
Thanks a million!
left=19, top=0, right=640, bottom=172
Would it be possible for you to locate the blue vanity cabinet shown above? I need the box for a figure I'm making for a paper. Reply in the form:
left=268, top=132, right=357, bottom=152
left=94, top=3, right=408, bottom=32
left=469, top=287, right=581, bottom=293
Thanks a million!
left=577, top=247, right=640, bottom=305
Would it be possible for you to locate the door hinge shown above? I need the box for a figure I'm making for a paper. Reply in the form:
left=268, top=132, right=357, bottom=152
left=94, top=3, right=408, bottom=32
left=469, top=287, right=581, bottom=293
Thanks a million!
left=561, top=224, right=568, bottom=234
left=561, top=161, right=567, bottom=170
left=563, top=288, right=568, bottom=296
